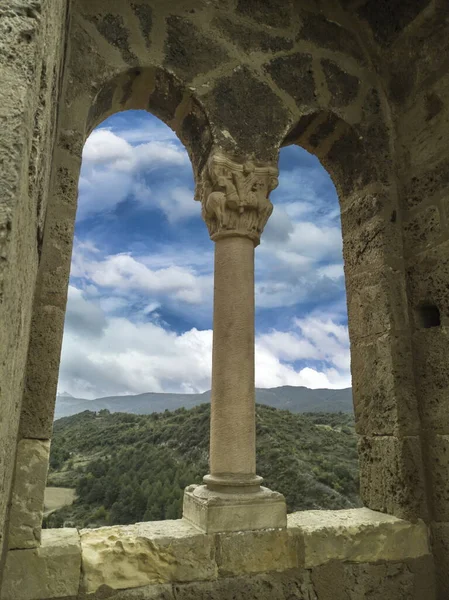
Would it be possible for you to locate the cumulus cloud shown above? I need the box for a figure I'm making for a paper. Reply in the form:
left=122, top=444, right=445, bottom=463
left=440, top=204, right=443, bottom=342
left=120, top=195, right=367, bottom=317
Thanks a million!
left=77, top=128, right=192, bottom=221
left=71, top=241, right=212, bottom=306
left=58, top=113, right=352, bottom=398
left=58, top=286, right=350, bottom=399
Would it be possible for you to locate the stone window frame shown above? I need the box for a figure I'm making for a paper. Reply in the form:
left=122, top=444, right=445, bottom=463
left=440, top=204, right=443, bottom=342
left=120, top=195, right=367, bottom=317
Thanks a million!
left=6, top=2, right=429, bottom=557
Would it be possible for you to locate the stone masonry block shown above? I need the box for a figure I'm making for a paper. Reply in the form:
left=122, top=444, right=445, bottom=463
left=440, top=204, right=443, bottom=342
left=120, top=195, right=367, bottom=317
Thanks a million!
left=20, top=305, right=66, bottom=439
left=351, top=334, right=419, bottom=436
left=80, top=520, right=217, bottom=595
left=341, top=210, right=402, bottom=275
left=216, top=529, right=300, bottom=577
left=412, top=328, right=449, bottom=432
left=403, top=204, right=441, bottom=254
left=0, top=529, right=81, bottom=600
left=358, top=436, right=428, bottom=521
left=288, top=508, right=429, bottom=568
left=8, top=439, right=50, bottom=550
left=430, top=522, right=449, bottom=600
left=407, top=241, right=449, bottom=323
left=346, top=267, right=409, bottom=340
left=426, top=435, right=449, bottom=521
left=402, top=157, right=449, bottom=210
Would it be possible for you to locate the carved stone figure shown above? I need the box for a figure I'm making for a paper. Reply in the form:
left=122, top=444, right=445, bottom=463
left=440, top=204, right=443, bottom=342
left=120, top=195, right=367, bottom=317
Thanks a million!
left=197, top=152, right=278, bottom=245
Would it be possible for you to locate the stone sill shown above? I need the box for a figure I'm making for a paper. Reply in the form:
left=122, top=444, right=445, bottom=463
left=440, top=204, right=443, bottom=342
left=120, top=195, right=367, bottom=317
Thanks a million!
left=0, top=508, right=430, bottom=600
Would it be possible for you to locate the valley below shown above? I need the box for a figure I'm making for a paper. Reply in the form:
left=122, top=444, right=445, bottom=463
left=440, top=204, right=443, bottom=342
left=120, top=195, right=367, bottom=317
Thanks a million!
left=45, top=401, right=360, bottom=529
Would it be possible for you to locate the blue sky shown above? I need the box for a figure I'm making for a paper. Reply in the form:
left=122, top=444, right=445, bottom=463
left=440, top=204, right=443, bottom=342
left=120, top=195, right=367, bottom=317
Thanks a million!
left=58, top=110, right=350, bottom=399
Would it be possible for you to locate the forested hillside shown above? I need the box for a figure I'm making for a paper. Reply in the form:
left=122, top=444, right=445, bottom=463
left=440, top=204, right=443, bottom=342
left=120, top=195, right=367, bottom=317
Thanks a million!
left=45, top=404, right=360, bottom=528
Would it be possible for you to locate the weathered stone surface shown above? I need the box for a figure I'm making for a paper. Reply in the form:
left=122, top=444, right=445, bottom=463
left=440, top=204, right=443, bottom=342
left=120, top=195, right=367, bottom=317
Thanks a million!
left=431, top=522, right=449, bottom=600
left=214, top=18, right=293, bottom=54
left=8, top=439, right=50, bottom=549
left=312, top=556, right=435, bottom=600
left=403, top=204, right=441, bottom=252
left=216, top=529, right=299, bottom=577
left=346, top=266, right=409, bottom=338
left=203, top=66, right=288, bottom=161
left=1, top=529, right=81, bottom=600
left=131, top=3, right=152, bottom=49
left=19, top=304, right=67, bottom=439
left=265, top=53, right=315, bottom=106
left=164, top=16, right=229, bottom=81
left=426, top=435, right=449, bottom=521
left=402, top=157, right=449, bottom=209
left=81, top=520, right=217, bottom=594
left=341, top=210, right=402, bottom=274
left=357, top=0, right=430, bottom=46
left=308, top=113, right=340, bottom=150
left=299, top=13, right=365, bottom=61
left=173, top=570, right=317, bottom=600
left=358, top=436, right=428, bottom=521
left=183, top=485, right=287, bottom=533
left=325, top=127, right=378, bottom=196
left=148, top=69, right=184, bottom=123
left=322, top=60, right=360, bottom=108
left=412, top=328, right=449, bottom=432
left=236, top=0, right=293, bottom=28
left=350, top=334, right=419, bottom=436
left=0, top=0, right=68, bottom=562
left=288, top=508, right=429, bottom=567
left=406, top=241, right=449, bottom=319
left=89, top=13, right=137, bottom=65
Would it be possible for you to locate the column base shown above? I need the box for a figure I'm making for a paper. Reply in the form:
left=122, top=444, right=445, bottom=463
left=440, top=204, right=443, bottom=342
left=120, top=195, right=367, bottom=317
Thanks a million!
left=182, top=484, right=287, bottom=533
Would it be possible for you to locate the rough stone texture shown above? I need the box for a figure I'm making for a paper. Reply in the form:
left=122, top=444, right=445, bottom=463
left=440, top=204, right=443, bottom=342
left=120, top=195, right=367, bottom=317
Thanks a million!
left=265, top=53, right=316, bottom=106
left=0, top=0, right=68, bottom=564
left=213, top=17, right=294, bottom=54
left=0, top=529, right=81, bottom=600
left=411, top=329, right=449, bottom=432
left=431, top=522, right=449, bottom=600
left=0, top=511, right=434, bottom=598
left=358, top=436, right=428, bottom=521
left=288, top=508, right=429, bottom=567
left=164, top=16, right=229, bottom=81
left=8, top=439, right=50, bottom=550
left=299, top=12, right=365, bottom=62
left=235, top=0, right=293, bottom=28
left=183, top=485, right=287, bottom=533
left=426, top=435, right=449, bottom=521
left=322, top=60, right=360, bottom=109
left=406, top=242, right=449, bottom=322
left=216, top=529, right=299, bottom=577
left=349, top=334, right=419, bottom=436
left=357, top=0, right=430, bottom=46
left=80, top=520, right=217, bottom=594
left=1, top=0, right=449, bottom=597
left=203, top=66, right=289, bottom=161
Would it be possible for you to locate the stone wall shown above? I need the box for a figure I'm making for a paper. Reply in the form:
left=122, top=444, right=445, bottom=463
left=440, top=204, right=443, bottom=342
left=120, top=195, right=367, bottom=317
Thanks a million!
left=0, top=509, right=434, bottom=600
left=367, top=2, right=449, bottom=597
left=1, top=1, right=449, bottom=598
left=0, top=0, right=68, bottom=566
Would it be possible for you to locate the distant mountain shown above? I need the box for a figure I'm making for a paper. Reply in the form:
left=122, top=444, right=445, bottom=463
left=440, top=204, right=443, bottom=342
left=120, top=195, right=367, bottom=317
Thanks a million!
left=54, top=386, right=353, bottom=419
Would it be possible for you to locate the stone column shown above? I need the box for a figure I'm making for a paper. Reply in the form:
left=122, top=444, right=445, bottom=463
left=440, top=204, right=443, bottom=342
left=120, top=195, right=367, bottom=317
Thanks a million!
left=183, top=152, right=287, bottom=532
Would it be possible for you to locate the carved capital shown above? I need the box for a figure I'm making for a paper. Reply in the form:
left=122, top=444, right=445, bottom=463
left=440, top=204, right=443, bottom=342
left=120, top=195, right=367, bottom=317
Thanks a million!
left=196, top=152, right=278, bottom=245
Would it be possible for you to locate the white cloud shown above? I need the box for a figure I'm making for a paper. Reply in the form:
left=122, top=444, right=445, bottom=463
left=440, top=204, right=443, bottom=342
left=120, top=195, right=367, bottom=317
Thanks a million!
left=73, top=248, right=211, bottom=306
left=78, top=128, right=192, bottom=220
left=58, top=286, right=351, bottom=399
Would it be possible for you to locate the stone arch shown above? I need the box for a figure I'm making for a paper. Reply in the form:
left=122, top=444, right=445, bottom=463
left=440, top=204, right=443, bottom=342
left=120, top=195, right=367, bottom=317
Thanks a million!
left=86, top=67, right=213, bottom=179
left=7, top=59, right=215, bottom=549
left=280, top=107, right=429, bottom=522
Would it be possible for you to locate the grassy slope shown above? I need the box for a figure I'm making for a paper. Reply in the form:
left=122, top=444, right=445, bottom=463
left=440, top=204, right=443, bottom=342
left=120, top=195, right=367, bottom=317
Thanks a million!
left=45, top=404, right=360, bottom=528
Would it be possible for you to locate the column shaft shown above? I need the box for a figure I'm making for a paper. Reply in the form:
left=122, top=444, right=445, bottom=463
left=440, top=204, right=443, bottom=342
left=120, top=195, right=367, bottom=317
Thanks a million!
left=209, top=235, right=256, bottom=482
